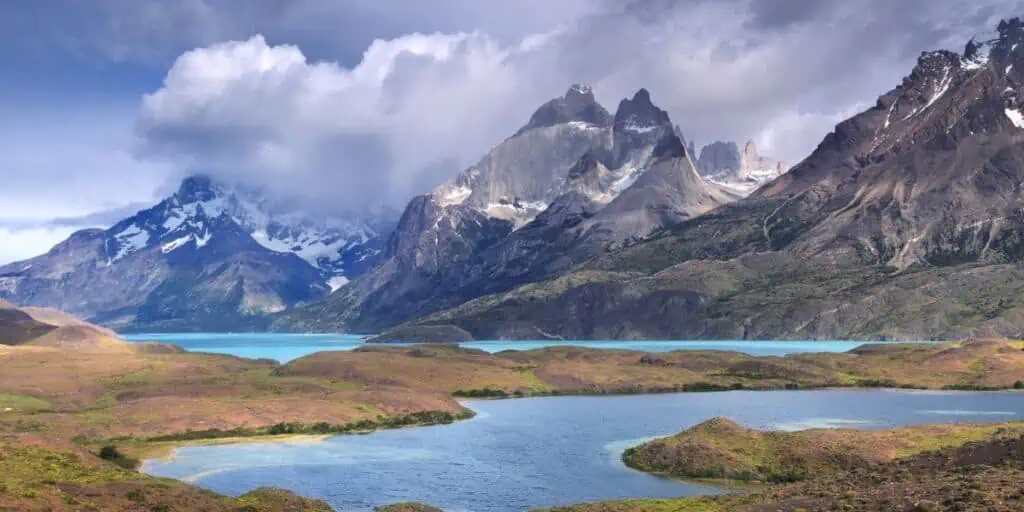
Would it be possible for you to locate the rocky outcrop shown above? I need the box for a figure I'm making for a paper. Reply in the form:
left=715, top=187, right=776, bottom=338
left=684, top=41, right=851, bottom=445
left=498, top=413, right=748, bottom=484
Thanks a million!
left=514, top=84, right=613, bottom=136
left=696, top=140, right=789, bottom=195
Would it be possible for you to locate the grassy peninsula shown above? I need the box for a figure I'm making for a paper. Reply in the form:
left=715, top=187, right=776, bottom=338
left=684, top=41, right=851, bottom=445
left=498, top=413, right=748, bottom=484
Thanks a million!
left=541, top=420, right=1024, bottom=512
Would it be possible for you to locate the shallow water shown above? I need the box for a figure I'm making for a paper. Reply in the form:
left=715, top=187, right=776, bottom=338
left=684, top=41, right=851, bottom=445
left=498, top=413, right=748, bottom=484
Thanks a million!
left=142, top=389, right=1024, bottom=512
left=122, top=332, right=893, bottom=362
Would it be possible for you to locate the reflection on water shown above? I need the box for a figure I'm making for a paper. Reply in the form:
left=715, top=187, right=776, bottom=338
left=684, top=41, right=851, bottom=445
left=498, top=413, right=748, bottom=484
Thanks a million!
left=771, top=418, right=878, bottom=431
left=122, top=332, right=919, bottom=362
left=917, top=409, right=1017, bottom=416
left=143, top=389, right=1023, bottom=512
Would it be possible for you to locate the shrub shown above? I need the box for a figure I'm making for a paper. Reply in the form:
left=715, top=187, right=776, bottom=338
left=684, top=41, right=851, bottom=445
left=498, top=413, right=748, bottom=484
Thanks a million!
left=1013, top=380, right=1024, bottom=389
left=97, top=445, right=138, bottom=470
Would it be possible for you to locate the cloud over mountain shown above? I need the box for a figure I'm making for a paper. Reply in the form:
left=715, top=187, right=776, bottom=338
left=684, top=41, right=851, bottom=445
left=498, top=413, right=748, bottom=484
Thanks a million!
left=132, top=0, right=1019, bottom=214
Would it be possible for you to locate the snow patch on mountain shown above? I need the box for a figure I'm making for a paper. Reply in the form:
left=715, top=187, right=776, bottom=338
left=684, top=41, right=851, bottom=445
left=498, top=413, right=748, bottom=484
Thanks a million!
left=1006, top=107, right=1024, bottom=127
left=437, top=184, right=473, bottom=207
left=110, top=225, right=150, bottom=263
left=622, top=114, right=660, bottom=133
left=328, top=275, right=350, bottom=292
left=696, top=140, right=788, bottom=196
left=160, top=235, right=193, bottom=253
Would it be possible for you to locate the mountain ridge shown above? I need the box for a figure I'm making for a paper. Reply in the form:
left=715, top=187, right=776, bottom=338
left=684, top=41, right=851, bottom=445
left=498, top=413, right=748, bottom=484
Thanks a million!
left=364, top=17, right=1024, bottom=342
left=275, top=86, right=740, bottom=333
left=0, top=175, right=390, bottom=331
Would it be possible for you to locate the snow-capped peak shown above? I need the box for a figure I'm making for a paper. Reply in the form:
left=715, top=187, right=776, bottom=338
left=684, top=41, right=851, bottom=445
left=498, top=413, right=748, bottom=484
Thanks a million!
left=963, top=37, right=994, bottom=70
left=103, top=175, right=384, bottom=281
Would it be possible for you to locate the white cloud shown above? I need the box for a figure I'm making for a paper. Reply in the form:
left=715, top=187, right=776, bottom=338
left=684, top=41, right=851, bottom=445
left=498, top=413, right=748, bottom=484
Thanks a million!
left=134, top=0, right=1019, bottom=216
left=136, top=32, right=562, bottom=211
left=0, top=226, right=78, bottom=264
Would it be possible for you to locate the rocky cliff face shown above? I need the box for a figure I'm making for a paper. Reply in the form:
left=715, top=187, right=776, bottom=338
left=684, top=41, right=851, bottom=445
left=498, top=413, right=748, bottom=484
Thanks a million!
left=0, top=176, right=389, bottom=331
left=696, top=140, right=789, bottom=195
left=277, top=87, right=737, bottom=332
left=374, top=17, right=1024, bottom=342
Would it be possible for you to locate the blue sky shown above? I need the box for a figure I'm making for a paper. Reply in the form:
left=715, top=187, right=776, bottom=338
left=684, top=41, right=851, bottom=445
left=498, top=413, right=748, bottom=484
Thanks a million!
left=0, top=0, right=1019, bottom=264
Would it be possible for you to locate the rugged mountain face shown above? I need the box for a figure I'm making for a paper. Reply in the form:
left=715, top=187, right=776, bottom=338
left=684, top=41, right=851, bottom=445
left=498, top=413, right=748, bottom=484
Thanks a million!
left=0, top=176, right=389, bottom=331
left=375, top=17, right=1024, bottom=341
left=696, top=140, right=789, bottom=195
left=277, top=87, right=737, bottom=332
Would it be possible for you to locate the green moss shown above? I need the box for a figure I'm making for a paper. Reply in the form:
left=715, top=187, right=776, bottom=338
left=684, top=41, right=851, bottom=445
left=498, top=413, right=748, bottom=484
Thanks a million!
left=0, top=392, right=52, bottom=413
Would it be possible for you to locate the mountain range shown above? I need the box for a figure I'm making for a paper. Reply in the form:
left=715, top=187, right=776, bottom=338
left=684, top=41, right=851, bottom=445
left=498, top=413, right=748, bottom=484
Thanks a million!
left=11, top=17, right=1024, bottom=341
left=363, top=17, right=1024, bottom=341
left=1, top=83, right=778, bottom=333
left=0, top=177, right=390, bottom=331
left=273, top=85, right=747, bottom=334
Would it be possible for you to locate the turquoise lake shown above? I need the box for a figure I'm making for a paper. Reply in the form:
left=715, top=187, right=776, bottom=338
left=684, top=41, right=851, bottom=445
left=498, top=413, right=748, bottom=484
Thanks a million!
left=143, top=389, right=1024, bottom=512
left=122, top=332, right=898, bottom=362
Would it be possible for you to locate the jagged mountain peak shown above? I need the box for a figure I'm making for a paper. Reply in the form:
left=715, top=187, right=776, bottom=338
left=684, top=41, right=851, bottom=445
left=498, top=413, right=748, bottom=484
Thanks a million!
left=695, top=139, right=788, bottom=196
left=566, top=83, right=595, bottom=100
left=174, top=174, right=218, bottom=203
left=998, top=17, right=1024, bottom=40
left=742, top=140, right=757, bottom=158
left=613, top=88, right=671, bottom=134
left=514, top=84, right=613, bottom=136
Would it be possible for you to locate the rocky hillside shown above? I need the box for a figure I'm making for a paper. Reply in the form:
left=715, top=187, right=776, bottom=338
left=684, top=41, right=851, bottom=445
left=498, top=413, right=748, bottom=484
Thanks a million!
left=0, top=176, right=390, bottom=331
left=372, top=17, right=1024, bottom=341
left=277, top=87, right=738, bottom=333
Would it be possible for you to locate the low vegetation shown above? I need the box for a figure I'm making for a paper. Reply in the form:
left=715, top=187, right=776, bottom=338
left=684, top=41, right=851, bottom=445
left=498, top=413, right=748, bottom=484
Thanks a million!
left=281, top=341, right=1024, bottom=397
left=0, top=437, right=333, bottom=511
left=544, top=425, right=1024, bottom=512
left=622, top=417, right=1024, bottom=483
left=1, top=338, right=1022, bottom=510
left=144, top=410, right=472, bottom=443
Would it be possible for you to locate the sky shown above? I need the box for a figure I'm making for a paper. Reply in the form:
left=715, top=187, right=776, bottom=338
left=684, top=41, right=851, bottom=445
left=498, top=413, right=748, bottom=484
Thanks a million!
left=0, top=0, right=1020, bottom=264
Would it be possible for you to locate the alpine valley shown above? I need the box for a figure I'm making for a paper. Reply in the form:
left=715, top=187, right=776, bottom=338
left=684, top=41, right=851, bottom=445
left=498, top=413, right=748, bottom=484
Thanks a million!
left=14, top=20, right=1024, bottom=341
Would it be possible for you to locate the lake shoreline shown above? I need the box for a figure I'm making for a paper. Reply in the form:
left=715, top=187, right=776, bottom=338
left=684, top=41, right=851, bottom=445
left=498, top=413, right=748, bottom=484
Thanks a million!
left=144, top=388, right=1024, bottom=511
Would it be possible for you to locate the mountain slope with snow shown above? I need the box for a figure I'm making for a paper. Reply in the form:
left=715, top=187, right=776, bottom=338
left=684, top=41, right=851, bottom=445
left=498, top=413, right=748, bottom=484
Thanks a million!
left=0, top=176, right=388, bottom=330
left=382, top=17, right=1024, bottom=342
left=696, top=140, right=789, bottom=195
left=277, top=87, right=737, bottom=333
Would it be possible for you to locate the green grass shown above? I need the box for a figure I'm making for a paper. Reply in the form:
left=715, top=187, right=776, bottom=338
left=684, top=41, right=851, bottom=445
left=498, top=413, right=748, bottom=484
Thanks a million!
left=0, top=392, right=51, bottom=413
left=0, top=443, right=140, bottom=498
left=141, top=410, right=474, bottom=443
left=538, top=497, right=724, bottom=512
left=0, top=440, right=335, bottom=510
left=623, top=418, right=1024, bottom=484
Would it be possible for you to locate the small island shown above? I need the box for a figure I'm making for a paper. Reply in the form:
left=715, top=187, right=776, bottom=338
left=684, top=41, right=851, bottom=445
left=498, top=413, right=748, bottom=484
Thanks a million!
left=539, top=420, right=1024, bottom=511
